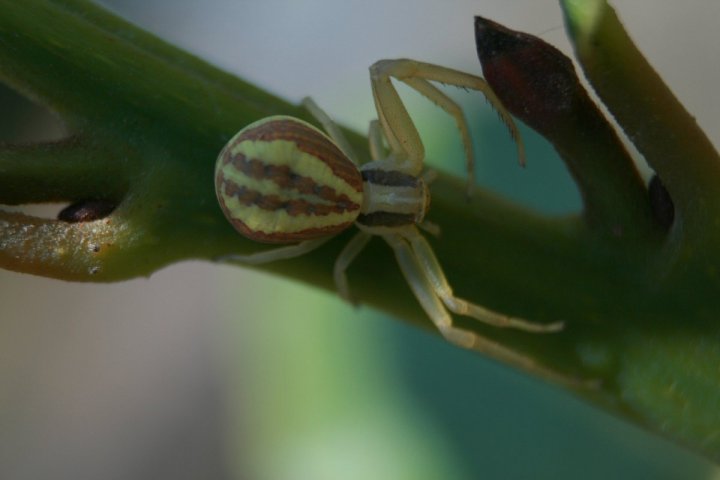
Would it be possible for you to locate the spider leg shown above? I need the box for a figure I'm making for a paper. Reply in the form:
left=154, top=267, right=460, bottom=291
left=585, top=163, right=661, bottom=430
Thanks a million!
left=384, top=232, right=478, bottom=346
left=400, top=227, right=563, bottom=333
left=384, top=232, right=563, bottom=366
left=369, top=63, right=425, bottom=175
left=418, top=220, right=441, bottom=237
left=333, top=231, right=372, bottom=304
left=370, top=59, right=526, bottom=192
left=367, top=119, right=386, bottom=161
left=400, top=76, right=478, bottom=196
left=301, top=97, right=359, bottom=165
left=217, top=237, right=332, bottom=265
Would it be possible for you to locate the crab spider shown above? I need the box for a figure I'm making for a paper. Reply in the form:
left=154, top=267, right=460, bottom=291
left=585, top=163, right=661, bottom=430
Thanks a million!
left=214, top=59, right=562, bottom=358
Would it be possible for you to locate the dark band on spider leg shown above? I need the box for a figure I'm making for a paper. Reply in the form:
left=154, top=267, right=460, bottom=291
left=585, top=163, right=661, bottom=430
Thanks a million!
left=357, top=211, right=416, bottom=227
left=361, top=169, right=418, bottom=188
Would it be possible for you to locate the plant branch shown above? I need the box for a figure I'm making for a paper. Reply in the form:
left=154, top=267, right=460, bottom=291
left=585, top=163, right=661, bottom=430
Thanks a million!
left=0, top=137, right=129, bottom=204
left=474, top=16, right=657, bottom=240
left=561, top=0, right=720, bottom=244
left=1, top=0, right=720, bottom=461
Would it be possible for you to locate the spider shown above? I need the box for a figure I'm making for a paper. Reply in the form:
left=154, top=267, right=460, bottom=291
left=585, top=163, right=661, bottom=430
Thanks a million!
left=215, top=59, right=562, bottom=355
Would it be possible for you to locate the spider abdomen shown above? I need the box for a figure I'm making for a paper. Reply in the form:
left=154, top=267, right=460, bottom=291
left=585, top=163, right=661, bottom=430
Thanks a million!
left=215, top=116, right=364, bottom=244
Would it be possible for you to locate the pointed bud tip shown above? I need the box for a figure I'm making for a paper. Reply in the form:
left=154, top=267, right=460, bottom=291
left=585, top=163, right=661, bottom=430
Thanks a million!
left=474, top=17, right=583, bottom=131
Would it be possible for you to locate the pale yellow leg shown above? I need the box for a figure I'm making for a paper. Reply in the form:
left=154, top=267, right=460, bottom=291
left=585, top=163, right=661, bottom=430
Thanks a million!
left=367, top=120, right=385, bottom=161
left=218, top=237, right=332, bottom=265
left=400, top=227, right=563, bottom=333
left=384, top=233, right=475, bottom=347
left=333, top=231, right=372, bottom=304
left=369, top=59, right=526, bottom=192
left=369, top=61, right=424, bottom=175
left=384, top=232, right=585, bottom=386
left=401, top=76, right=477, bottom=196
left=301, top=97, right=359, bottom=165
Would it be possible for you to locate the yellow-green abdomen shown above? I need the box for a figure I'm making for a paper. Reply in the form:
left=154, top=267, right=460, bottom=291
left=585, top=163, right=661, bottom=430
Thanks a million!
left=215, top=116, right=364, bottom=244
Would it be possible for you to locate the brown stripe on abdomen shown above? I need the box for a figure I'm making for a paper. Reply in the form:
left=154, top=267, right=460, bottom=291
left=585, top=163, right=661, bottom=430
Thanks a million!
left=218, top=194, right=355, bottom=244
left=222, top=181, right=360, bottom=216
left=229, top=153, right=358, bottom=206
left=233, top=118, right=363, bottom=194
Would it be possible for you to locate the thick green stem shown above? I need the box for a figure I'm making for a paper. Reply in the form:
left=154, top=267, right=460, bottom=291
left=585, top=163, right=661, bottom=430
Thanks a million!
left=0, top=137, right=129, bottom=204
left=1, top=0, right=720, bottom=462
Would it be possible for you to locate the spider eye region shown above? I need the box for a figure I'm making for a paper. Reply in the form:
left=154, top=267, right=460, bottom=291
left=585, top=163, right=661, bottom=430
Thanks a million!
left=215, top=116, right=364, bottom=244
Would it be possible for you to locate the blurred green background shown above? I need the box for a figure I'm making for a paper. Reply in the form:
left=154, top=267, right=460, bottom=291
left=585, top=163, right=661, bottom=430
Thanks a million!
left=1, top=1, right=719, bottom=478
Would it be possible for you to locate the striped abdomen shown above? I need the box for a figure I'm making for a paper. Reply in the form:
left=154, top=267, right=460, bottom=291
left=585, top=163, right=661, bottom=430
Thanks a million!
left=215, top=116, right=363, bottom=243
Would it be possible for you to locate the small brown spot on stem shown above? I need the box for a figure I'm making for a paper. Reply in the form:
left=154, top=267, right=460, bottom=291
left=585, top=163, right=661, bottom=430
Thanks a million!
left=58, top=199, right=116, bottom=223
left=649, top=174, right=674, bottom=230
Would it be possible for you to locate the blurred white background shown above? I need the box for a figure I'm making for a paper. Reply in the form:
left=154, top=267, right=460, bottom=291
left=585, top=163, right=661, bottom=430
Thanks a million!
left=1, top=1, right=719, bottom=479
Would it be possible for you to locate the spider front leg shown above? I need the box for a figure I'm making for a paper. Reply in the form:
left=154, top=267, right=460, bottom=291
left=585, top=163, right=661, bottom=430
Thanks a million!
left=369, top=59, right=526, bottom=194
left=399, top=228, right=563, bottom=333
left=385, top=232, right=549, bottom=351
left=384, top=230, right=573, bottom=383
left=391, top=228, right=563, bottom=333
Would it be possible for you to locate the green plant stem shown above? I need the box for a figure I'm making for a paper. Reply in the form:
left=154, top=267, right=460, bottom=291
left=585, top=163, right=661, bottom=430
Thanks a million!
left=0, top=137, right=129, bottom=203
left=1, top=0, right=720, bottom=462
left=562, top=0, right=720, bottom=245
